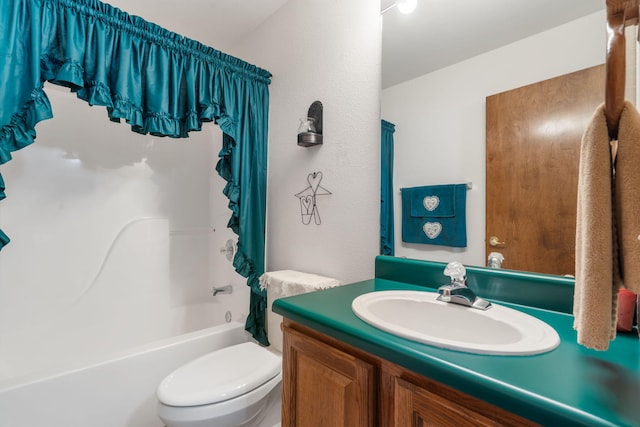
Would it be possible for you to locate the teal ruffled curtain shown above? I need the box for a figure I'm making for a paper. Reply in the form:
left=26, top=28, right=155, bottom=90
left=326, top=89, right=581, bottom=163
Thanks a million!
left=380, top=120, right=395, bottom=256
left=0, top=0, right=271, bottom=344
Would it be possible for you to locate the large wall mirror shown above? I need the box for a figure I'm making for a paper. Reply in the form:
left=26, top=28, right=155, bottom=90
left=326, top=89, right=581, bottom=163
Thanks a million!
left=380, top=1, right=638, bottom=275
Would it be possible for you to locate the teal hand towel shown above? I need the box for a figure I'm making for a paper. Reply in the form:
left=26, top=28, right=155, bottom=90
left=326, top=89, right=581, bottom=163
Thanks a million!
left=401, top=184, right=467, bottom=247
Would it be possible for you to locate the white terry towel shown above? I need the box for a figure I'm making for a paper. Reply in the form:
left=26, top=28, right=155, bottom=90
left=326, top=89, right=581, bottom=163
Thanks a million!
left=574, top=101, right=640, bottom=350
left=260, top=270, right=341, bottom=352
left=259, top=270, right=341, bottom=298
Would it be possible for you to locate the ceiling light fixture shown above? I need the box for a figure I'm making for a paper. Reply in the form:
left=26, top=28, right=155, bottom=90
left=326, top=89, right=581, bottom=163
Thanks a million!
left=381, top=0, right=417, bottom=15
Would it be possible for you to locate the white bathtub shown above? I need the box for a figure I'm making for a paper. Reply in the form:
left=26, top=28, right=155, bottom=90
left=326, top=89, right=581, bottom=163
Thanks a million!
left=0, top=321, right=249, bottom=427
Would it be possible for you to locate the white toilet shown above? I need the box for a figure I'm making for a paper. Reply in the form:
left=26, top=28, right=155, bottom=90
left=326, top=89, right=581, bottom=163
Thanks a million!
left=157, top=270, right=338, bottom=427
left=157, top=341, right=282, bottom=427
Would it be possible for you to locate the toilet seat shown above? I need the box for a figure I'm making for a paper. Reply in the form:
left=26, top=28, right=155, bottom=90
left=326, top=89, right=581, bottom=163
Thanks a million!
left=157, top=342, right=281, bottom=407
left=157, top=372, right=282, bottom=427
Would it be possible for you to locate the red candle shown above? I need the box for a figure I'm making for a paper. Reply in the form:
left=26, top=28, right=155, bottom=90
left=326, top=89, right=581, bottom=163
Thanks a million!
left=617, top=288, right=637, bottom=332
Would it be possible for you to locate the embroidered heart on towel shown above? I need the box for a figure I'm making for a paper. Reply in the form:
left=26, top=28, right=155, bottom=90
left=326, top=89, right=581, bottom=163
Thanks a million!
left=423, top=222, right=442, bottom=239
left=423, top=196, right=439, bottom=212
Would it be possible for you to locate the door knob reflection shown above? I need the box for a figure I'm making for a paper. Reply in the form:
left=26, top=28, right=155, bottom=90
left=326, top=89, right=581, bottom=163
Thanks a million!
left=489, top=236, right=506, bottom=247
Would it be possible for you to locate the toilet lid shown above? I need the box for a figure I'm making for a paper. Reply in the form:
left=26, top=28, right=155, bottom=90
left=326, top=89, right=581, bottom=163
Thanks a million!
left=157, top=342, right=282, bottom=407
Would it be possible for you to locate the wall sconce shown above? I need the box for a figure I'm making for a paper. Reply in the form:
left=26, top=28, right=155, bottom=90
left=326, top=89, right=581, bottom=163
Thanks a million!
left=298, top=101, right=323, bottom=147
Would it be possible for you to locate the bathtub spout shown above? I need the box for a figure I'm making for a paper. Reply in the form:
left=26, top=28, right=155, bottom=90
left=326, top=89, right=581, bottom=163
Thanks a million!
left=211, top=285, right=233, bottom=296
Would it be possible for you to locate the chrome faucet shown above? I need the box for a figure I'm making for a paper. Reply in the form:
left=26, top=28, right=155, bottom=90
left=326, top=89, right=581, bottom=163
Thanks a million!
left=211, top=285, right=233, bottom=296
left=436, top=262, right=492, bottom=310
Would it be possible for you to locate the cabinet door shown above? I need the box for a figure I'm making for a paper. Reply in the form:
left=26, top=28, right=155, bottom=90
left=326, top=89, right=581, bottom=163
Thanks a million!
left=392, top=376, right=501, bottom=427
left=282, top=326, right=376, bottom=427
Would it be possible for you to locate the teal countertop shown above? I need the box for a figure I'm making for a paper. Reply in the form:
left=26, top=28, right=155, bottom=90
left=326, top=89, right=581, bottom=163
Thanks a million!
left=273, top=272, right=640, bottom=427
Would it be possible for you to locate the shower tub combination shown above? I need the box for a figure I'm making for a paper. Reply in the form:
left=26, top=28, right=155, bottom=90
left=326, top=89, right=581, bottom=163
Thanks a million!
left=0, top=217, right=260, bottom=426
left=0, top=318, right=249, bottom=427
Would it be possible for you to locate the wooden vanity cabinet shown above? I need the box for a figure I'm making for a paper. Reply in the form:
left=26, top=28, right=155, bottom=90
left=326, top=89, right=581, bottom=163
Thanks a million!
left=282, top=319, right=539, bottom=427
left=282, top=323, right=376, bottom=426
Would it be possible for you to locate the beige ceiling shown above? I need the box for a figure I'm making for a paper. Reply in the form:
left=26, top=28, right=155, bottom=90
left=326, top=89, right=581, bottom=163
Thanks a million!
left=104, top=0, right=605, bottom=88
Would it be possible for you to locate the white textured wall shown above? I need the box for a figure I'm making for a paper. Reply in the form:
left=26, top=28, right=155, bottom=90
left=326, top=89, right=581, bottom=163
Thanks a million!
left=381, top=11, right=606, bottom=267
left=232, top=0, right=382, bottom=283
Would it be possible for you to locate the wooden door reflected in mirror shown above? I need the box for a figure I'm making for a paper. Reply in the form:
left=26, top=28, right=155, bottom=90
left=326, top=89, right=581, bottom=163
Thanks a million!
left=486, top=64, right=605, bottom=275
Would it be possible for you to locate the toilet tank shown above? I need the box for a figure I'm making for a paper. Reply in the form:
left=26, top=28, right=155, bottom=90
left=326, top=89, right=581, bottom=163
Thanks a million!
left=263, top=270, right=341, bottom=352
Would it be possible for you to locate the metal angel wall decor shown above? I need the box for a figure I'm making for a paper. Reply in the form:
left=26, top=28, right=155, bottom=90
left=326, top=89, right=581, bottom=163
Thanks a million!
left=295, top=171, right=331, bottom=225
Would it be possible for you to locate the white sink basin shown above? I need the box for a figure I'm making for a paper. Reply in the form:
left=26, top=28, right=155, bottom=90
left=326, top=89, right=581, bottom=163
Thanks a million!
left=351, top=290, right=560, bottom=356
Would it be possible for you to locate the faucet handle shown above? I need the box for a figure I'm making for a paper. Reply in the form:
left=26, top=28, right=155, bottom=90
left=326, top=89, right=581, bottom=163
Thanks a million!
left=444, top=261, right=466, bottom=285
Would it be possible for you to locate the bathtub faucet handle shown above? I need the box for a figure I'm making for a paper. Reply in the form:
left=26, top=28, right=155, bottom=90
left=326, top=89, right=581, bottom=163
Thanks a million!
left=211, top=285, right=233, bottom=296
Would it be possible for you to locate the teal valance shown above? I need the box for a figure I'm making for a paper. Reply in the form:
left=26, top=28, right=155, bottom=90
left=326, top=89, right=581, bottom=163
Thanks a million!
left=0, top=0, right=271, bottom=344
